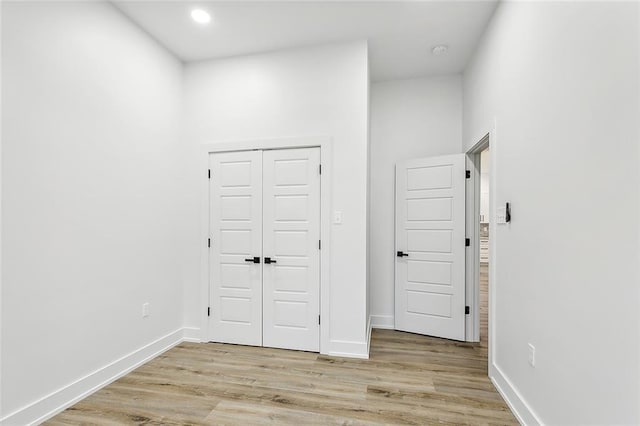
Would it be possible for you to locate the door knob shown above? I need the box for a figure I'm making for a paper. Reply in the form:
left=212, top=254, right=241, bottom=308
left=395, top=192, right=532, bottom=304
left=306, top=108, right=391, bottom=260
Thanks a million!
left=397, top=251, right=409, bottom=257
left=264, top=257, right=277, bottom=264
left=245, top=257, right=260, bottom=263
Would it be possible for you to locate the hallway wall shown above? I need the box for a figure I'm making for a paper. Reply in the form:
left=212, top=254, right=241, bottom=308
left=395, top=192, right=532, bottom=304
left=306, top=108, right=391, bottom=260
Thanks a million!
left=463, top=2, right=640, bottom=424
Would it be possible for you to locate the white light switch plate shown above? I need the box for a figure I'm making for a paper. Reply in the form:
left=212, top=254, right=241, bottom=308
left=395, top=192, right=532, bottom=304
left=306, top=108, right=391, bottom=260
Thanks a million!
left=496, top=206, right=507, bottom=224
left=333, top=211, right=343, bottom=224
left=528, top=343, right=536, bottom=367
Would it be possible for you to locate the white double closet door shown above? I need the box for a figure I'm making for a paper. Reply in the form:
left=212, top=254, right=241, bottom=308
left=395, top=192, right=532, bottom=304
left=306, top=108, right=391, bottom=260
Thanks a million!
left=209, top=147, right=320, bottom=352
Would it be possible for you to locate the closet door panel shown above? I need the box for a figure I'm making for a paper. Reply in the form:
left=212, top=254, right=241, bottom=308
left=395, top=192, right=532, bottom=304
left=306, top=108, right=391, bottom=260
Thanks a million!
left=262, top=147, right=321, bottom=352
left=209, top=151, right=263, bottom=346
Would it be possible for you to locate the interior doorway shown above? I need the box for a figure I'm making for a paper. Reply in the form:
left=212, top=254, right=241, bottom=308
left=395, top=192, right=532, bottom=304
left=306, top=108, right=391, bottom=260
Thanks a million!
left=478, top=147, right=490, bottom=347
left=464, top=133, right=490, bottom=345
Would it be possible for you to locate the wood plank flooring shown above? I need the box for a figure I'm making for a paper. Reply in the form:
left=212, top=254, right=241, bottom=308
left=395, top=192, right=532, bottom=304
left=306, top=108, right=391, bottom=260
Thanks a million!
left=48, top=265, right=513, bottom=425
left=480, top=262, right=489, bottom=349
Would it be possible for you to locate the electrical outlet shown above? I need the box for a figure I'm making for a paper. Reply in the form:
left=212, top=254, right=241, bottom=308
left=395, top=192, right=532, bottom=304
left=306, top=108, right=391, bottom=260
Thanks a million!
left=528, top=343, right=535, bottom=367
left=142, top=302, right=150, bottom=318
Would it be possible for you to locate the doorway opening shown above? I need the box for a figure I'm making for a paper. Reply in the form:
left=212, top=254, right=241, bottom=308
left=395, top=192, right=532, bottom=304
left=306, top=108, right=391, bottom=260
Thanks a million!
left=465, top=133, right=491, bottom=352
left=478, top=147, right=490, bottom=347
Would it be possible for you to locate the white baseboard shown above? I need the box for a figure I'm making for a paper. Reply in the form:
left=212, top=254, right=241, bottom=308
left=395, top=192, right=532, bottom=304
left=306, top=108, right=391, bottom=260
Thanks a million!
left=365, top=315, right=373, bottom=356
left=182, top=327, right=202, bottom=342
left=490, top=362, right=542, bottom=426
left=370, top=314, right=394, bottom=329
left=1, top=328, right=185, bottom=426
left=326, top=339, right=369, bottom=359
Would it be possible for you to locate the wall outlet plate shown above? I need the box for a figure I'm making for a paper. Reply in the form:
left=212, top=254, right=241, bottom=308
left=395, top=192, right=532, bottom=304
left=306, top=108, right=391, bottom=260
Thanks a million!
left=142, top=302, right=150, bottom=318
left=528, top=343, right=535, bottom=367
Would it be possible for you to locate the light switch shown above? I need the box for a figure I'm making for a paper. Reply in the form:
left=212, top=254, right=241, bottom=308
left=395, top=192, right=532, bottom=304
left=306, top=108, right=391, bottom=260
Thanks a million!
left=496, top=206, right=507, bottom=224
left=528, top=343, right=536, bottom=367
left=333, top=211, right=343, bottom=224
left=497, top=202, right=511, bottom=224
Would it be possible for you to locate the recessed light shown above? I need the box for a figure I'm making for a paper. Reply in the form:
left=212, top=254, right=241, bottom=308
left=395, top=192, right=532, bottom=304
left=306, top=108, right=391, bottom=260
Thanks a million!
left=431, top=45, right=449, bottom=56
left=191, top=9, right=211, bottom=24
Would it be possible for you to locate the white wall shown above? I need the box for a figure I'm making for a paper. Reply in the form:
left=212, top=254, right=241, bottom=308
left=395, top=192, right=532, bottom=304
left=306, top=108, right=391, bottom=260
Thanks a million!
left=1, top=2, right=184, bottom=421
left=182, top=41, right=370, bottom=356
left=369, top=76, right=462, bottom=327
left=464, top=2, right=639, bottom=424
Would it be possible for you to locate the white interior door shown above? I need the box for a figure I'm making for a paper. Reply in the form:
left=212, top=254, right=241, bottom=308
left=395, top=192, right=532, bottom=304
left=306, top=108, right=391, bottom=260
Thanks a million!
left=209, top=150, right=263, bottom=346
left=262, top=147, right=321, bottom=352
left=395, top=154, right=466, bottom=341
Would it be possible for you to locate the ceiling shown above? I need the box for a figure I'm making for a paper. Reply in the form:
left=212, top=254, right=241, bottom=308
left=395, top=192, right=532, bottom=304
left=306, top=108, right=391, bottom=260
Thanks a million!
left=114, top=1, right=498, bottom=82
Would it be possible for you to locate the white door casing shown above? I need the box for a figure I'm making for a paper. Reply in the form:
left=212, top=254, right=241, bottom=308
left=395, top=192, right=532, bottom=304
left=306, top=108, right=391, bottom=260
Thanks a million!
left=209, top=150, right=263, bottom=346
left=395, top=154, right=466, bottom=341
left=262, top=148, right=321, bottom=352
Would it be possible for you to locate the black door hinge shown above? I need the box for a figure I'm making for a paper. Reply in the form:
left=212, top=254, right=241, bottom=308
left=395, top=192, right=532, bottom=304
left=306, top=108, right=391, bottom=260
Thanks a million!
left=466, top=170, right=471, bottom=179
left=208, top=169, right=211, bottom=179
left=318, top=315, right=321, bottom=325
left=208, top=307, right=211, bottom=317
left=465, top=306, right=470, bottom=315
left=319, top=164, right=322, bottom=175
left=208, top=238, right=211, bottom=248
left=465, top=238, right=470, bottom=247
left=318, top=240, right=321, bottom=250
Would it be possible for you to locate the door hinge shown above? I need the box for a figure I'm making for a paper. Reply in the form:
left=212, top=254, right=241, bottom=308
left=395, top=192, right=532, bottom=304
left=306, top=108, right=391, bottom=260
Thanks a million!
left=465, top=238, right=470, bottom=247
left=208, top=307, right=211, bottom=317
left=318, top=240, right=321, bottom=250
left=466, top=170, right=471, bottom=179
left=318, top=315, right=321, bottom=325
left=208, top=169, right=211, bottom=179
left=465, top=306, right=470, bottom=315
left=319, top=164, right=322, bottom=175
left=208, top=238, right=211, bottom=248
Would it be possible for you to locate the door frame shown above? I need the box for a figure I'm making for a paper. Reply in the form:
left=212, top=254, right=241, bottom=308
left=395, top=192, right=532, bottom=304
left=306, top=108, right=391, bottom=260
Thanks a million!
left=200, top=136, right=332, bottom=354
left=464, top=128, right=495, bottom=369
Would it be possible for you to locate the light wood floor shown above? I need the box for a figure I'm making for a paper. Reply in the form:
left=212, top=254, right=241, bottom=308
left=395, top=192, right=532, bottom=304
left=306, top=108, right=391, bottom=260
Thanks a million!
left=480, top=262, right=489, bottom=348
left=49, top=266, right=511, bottom=425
